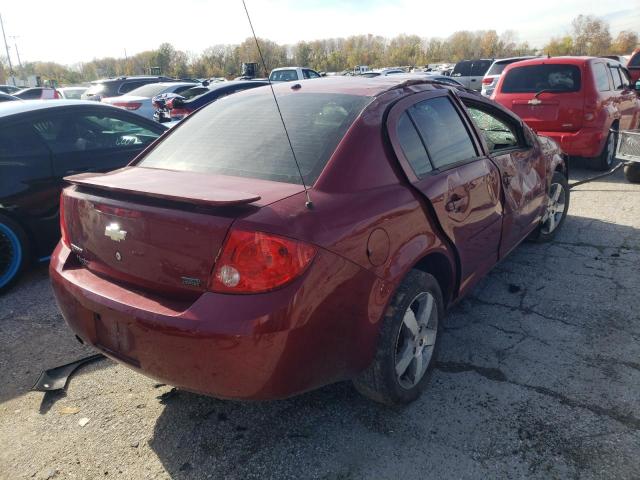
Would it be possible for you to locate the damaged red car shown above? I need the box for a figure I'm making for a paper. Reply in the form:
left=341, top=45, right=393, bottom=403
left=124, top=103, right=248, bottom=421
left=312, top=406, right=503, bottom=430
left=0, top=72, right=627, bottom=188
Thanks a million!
left=51, top=77, right=569, bottom=404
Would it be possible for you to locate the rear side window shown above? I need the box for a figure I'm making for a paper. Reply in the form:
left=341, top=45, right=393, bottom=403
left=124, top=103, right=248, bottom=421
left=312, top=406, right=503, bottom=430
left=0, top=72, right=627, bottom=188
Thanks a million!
left=609, top=67, right=624, bottom=90
left=119, top=81, right=146, bottom=94
left=593, top=63, right=611, bottom=91
left=396, top=112, right=432, bottom=177
left=470, top=61, right=491, bottom=76
left=140, top=92, right=370, bottom=185
left=408, top=96, right=477, bottom=169
left=452, top=61, right=471, bottom=77
left=502, top=64, right=582, bottom=93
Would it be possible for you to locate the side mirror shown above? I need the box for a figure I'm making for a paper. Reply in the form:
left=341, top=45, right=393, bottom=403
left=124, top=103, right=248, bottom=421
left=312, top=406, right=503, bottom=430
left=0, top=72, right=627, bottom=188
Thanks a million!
left=635, top=80, right=640, bottom=91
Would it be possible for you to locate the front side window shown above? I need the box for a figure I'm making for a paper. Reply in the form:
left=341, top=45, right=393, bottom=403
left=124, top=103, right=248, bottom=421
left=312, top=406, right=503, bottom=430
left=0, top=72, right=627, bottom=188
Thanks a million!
left=32, top=111, right=161, bottom=154
left=409, top=96, right=477, bottom=169
left=396, top=112, right=432, bottom=177
left=270, top=70, right=298, bottom=82
left=139, top=91, right=370, bottom=185
left=502, top=64, right=581, bottom=93
left=593, top=63, right=611, bottom=92
left=609, top=67, right=624, bottom=90
left=466, top=106, right=519, bottom=153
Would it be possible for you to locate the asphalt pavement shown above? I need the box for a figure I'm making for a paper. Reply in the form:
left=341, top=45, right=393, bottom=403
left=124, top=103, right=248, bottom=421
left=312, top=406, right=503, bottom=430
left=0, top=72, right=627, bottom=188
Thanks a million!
left=0, top=164, right=639, bottom=480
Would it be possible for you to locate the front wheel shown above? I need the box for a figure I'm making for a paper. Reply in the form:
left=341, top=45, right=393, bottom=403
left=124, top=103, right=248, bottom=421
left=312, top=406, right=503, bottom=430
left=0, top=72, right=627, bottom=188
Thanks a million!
left=529, top=171, right=570, bottom=243
left=0, top=214, right=29, bottom=293
left=624, top=163, right=640, bottom=183
left=354, top=270, right=444, bottom=405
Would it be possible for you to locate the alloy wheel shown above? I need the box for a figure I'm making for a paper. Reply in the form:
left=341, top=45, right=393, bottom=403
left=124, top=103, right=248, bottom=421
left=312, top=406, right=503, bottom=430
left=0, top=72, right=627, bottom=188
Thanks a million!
left=605, top=133, right=615, bottom=167
left=541, top=182, right=567, bottom=235
left=0, top=225, right=18, bottom=286
left=394, top=291, right=438, bottom=389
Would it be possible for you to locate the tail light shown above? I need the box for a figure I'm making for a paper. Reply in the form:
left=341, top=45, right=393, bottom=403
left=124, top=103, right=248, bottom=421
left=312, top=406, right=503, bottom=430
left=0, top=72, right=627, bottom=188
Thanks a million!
left=170, top=108, right=190, bottom=119
left=209, top=230, right=316, bottom=293
left=482, top=77, right=493, bottom=85
left=113, top=102, right=142, bottom=110
left=60, top=192, right=70, bottom=247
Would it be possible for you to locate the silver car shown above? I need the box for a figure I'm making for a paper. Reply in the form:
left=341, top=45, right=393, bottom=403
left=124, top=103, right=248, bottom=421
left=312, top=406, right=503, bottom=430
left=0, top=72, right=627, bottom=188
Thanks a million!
left=480, top=56, right=538, bottom=97
left=101, top=82, right=198, bottom=120
left=450, top=59, right=493, bottom=91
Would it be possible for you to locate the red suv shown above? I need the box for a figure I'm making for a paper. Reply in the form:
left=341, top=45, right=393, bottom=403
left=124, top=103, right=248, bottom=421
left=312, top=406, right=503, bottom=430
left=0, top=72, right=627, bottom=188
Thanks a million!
left=493, top=57, right=640, bottom=170
left=51, top=78, right=568, bottom=404
left=628, top=48, right=640, bottom=85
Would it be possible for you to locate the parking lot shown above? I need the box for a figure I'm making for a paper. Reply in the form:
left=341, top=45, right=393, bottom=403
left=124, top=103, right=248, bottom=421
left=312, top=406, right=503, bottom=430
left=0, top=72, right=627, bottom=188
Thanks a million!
left=0, top=163, right=637, bottom=480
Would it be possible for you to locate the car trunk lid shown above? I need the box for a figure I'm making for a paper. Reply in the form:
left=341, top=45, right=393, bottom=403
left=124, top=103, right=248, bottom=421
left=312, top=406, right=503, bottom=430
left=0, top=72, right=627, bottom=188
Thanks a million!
left=62, top=167, right=303, bottom=297
left=508, top=91, right=584, bottom=132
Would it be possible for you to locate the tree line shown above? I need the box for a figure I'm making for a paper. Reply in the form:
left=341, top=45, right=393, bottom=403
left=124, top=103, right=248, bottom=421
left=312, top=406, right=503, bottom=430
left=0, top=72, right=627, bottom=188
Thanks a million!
left=0, top=15, right=637, bottom=85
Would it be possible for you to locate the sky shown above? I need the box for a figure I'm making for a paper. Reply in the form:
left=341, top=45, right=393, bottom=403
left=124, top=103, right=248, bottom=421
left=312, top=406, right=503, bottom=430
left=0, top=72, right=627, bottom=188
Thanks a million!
left=1, top=0, right=638, bottom=66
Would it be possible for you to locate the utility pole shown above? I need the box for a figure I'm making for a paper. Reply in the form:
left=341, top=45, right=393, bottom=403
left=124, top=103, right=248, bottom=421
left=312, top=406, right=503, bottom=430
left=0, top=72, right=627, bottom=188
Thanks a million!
left=0, top=13, right=15, bottom=84
left=10, top=36, right=22, bottom=70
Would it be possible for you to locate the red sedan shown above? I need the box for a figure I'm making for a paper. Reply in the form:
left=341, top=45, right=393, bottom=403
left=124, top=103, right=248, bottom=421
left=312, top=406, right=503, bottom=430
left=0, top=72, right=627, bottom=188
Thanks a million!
left=51, top=77, right=568, bottom=404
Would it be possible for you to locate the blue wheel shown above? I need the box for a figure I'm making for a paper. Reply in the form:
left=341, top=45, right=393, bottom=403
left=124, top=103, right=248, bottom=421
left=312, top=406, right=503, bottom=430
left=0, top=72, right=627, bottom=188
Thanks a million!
left=0, top=215, right=28, bottom=292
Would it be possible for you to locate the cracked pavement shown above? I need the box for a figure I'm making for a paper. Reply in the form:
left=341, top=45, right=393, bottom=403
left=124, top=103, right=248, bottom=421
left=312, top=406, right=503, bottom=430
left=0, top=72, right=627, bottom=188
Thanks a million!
left=1, top=165, right=639, bottom=479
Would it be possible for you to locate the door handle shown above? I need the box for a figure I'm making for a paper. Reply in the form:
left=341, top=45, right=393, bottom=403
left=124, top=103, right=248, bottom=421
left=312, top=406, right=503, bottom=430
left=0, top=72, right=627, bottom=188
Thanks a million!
left=445, top=195, right=466, bottom=213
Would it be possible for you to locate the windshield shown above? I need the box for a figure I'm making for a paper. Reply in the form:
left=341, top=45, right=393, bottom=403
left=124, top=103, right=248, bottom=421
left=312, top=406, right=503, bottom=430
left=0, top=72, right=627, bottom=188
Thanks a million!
left=62, top=88, right=85, bottom=99
left=502, top=64, right=581, bottom=93
left=139, top=91, right=370, bottom=185
left=127, top=83, right=173, bottom=98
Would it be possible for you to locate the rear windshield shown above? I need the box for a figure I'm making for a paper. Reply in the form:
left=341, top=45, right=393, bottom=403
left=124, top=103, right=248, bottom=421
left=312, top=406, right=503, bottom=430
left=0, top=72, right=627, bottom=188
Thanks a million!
left=127, top=83, right=172, bottom=98
left=486, top=58, right=528, bottom=76
left=85, top=83, right=105, bottom=95
left=502, top=64, right=582, bottom=93
left=139, top=91, right=370, bottom=185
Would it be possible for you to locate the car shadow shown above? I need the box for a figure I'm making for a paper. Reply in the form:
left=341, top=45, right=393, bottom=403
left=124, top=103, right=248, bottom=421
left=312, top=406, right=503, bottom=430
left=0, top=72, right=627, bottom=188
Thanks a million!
left=0, top=263, right=111, bottom=406
left=147, top=213, right=640, bottom=479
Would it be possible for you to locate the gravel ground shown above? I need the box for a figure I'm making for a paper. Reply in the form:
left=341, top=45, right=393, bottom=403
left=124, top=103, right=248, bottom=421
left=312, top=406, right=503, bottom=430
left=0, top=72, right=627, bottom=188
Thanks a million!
left=1, top=164, right=639, bottom=480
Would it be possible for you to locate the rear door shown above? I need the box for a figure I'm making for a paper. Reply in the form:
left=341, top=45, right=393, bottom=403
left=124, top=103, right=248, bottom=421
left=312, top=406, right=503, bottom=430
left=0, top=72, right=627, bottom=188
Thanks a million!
left=451, top=61, right=471, bottom=88
left=469, top=60, right=492, bottom=91
left=387, top=90, right=503, bottom=294
left=462, top=97, right=547, bottom=256
left=30, top=107, right=164, bottom=177
left=498, top=63, right=585, bottom=133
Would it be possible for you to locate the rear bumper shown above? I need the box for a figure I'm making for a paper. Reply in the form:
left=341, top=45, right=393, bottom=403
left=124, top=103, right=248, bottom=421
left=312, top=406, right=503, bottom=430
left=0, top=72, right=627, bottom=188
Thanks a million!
left=537, top=127, right=606, bottom=158
left=50, top=243, right=387, bottom=400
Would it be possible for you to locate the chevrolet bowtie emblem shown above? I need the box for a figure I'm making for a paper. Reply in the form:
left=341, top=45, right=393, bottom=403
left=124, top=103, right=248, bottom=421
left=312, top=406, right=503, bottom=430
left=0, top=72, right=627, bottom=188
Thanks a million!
left=105, top=223, right=127, bottom=242
left=528, top=98, right=542, bottom=106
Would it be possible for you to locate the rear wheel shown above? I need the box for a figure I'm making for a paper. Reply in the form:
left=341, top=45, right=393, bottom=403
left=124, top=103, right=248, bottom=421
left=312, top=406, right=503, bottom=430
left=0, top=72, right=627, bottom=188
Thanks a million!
left=0, top=214, right=29, bottom=293
left=624, top=164, right=640, bottom=183
left=354, top=270, right=443, bottom=405
left=591, top=130, right=617, bottom=171
left=529, top=171, right=569, bottom=243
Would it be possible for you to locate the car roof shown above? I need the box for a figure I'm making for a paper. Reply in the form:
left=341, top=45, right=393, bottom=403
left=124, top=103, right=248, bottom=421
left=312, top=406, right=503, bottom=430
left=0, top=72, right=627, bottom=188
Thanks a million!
left=492, top=56, right=538, bottom=64
left=0, top=99, right=123, bottom=118
left=504, top=56, right=596, bottom=69
left=271, top=67, right=303, bottom=71
left=258, top=76, right=458, bottom=98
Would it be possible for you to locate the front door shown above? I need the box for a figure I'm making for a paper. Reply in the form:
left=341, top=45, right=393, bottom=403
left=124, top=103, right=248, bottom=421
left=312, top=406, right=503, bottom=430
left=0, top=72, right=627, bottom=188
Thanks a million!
left=388, top=91, right=503, bottom=295
left=462, top=99, right=547, bottom=257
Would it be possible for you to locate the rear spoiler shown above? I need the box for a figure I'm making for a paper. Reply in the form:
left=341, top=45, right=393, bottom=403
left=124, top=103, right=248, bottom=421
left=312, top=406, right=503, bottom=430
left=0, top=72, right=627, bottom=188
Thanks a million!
left=65, top=167, right=261, bottom=207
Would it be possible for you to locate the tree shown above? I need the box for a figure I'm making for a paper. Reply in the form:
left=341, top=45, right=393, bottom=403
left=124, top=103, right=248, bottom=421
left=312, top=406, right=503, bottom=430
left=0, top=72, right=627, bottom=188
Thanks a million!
left=543, top=36, right=574, bottom=56
left=571, top=15, right=611, bottom=56
left=610, top=31, right=638, bottom=55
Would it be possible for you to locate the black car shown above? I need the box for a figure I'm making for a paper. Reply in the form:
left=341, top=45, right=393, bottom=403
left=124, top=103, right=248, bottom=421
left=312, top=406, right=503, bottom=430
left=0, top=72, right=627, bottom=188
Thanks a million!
left=0, top=100, right=167, bottom=291
left=156, top=80, right=270, bottom=122
left=0, top=92, right=20, bottom=102
left=81, top=76, right=178, bottom=101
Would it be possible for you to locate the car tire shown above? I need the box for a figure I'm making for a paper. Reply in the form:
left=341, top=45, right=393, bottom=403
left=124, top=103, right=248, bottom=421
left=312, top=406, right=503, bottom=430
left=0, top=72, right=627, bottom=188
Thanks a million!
left=624, top=164, right=640, bottom=183
left=529, top=171, right=570, bottom=243
left=0, top=213, right=29, bottom=293
left=353, top=270, right=444, bottom=405
left=591, top=130, right=617, bottom=171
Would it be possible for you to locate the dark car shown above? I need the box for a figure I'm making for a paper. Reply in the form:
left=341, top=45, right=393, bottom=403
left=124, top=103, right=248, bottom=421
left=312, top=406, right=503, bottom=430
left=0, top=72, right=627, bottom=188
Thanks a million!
left=0, top=100, right=167, bottom=291
left=0, top=92, right=20, bottom=102
left=157, top=80, right=270, bottom=122
left=0, top=84, right=21, bottom=94
left=52, top=77, right=568, bottom=404
left=81, top=76, right=177, bottom=101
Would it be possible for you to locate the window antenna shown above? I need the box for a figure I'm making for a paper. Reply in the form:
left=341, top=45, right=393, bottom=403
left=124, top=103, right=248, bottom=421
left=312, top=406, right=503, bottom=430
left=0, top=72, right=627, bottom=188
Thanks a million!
left=241, top=0, right=313, bottom=209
